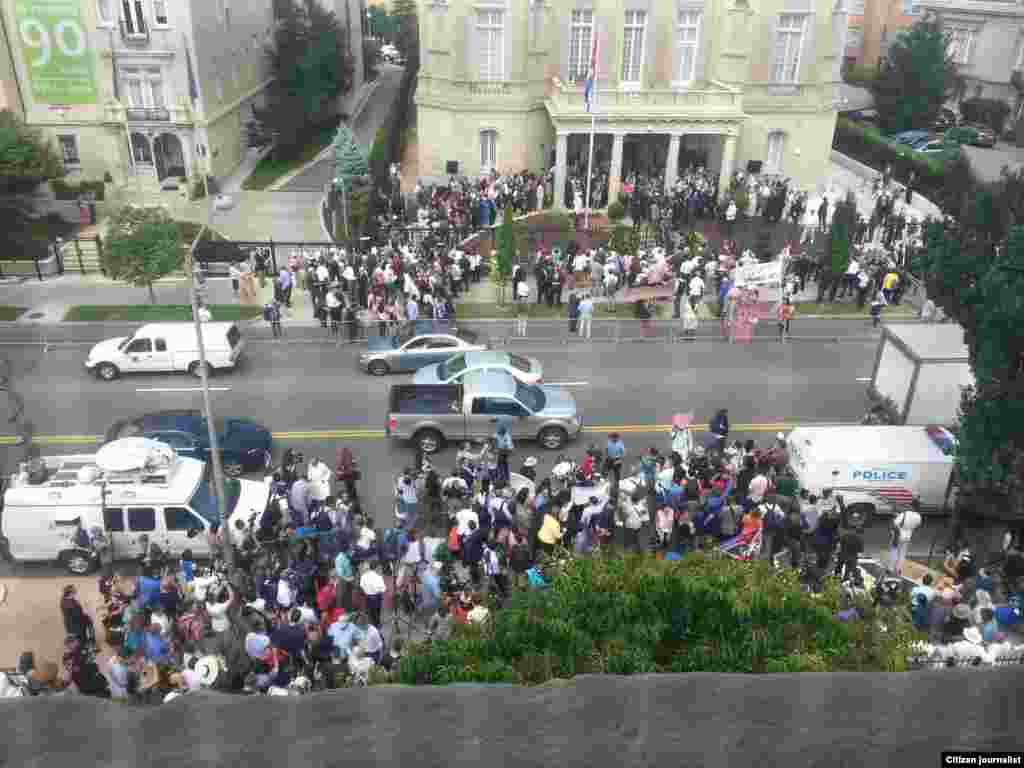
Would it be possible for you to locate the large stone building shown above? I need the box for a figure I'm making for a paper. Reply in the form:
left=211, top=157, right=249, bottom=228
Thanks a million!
left=415, top=0, right=848, bottom=206
left=0, top=0, right=364, bottom=195
left=843, top=0, right=913, bottom=69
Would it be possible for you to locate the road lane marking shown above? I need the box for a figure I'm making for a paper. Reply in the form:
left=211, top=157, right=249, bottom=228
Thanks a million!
left=855, top=377, right=871, bottom=382
left=0, top=421, right=853, bottom=446
left=543, top=381, right=590, bottom=387
left=135, top=387, right=233, bottom=392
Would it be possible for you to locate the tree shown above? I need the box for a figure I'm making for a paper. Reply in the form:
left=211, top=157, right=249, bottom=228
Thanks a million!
left=367, top=5, right=396, bottom=41
left=871, top=14, right=960, bottom=134
left=391, top=0, right=419, bottom=70
left=921, top=170, right=1024, bottom=530
left=0, top=110, right=65, bottom=192
left=103, top=207, right=183, bottom=304
left=246, top=0, right=353, bottom=162
left=334, top=123, right=368, bottom=181
left=819, top=191, right=857, bottom=302
left=493, top=213, right=516, bottom=304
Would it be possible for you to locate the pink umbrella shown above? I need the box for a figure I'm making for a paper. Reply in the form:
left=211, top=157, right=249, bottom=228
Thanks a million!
left=672, top=412, right=693, bottom=429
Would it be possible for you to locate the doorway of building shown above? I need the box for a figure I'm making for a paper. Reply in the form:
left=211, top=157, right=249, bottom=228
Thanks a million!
left=153, top=133, right=186, bottom=181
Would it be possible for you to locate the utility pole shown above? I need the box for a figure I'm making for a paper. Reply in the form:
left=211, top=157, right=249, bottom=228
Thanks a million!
left=184, top=172, right=234, bottom=570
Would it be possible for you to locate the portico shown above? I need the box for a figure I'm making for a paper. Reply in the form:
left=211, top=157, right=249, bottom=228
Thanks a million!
left=545, top=80, right=745, bottom=210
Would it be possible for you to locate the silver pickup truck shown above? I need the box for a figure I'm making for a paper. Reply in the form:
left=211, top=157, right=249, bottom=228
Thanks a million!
left=386, top=369, right=583, bottom=454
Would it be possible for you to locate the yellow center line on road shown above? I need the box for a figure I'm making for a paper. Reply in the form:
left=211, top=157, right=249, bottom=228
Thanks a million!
left=0, top=422, right=850, bottom=446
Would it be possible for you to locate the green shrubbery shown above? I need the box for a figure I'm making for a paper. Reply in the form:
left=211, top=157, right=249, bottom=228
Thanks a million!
left=51, top=178, right=105, bottom=201
left=833, top=118, right=950, bottom=198
left=607, top=200, right=625, bottom=222
left=397, top=552, right=917, bottom=685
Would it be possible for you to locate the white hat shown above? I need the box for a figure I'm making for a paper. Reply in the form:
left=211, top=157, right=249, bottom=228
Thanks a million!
left=964, top=627, right=984, bottom=645
left=163, top=691, right=184, bottom=703
left=194, top=655, right=222, bottom=687
left=953, top=603, right=971, bottom=620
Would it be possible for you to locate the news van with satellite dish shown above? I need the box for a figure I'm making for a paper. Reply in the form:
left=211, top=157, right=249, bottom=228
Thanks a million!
left=0, top=438, right=269, bottom=574
left=785, top=425, right=958, bottom=527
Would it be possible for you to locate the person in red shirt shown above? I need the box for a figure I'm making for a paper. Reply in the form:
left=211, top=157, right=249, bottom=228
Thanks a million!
left=776, top=297, right=795, bottom=341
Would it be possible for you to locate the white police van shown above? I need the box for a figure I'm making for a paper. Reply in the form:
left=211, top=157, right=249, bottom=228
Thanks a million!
left=786, top=425, right=957, bottom=525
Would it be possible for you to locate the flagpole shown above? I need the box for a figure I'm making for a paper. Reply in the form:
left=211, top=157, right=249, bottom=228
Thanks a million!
left=584, top=27, right=598, bottom=230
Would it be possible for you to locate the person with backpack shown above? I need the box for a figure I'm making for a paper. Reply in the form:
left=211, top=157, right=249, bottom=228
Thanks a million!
left=461, top=519, right=485, bottom=587
left=783, top=505, right=806, bottom=568
left=396, top=528, right=431, bottom=590
left=483, top=540, right=508, bottom=600
left=422, top=463, right=443, bottom=525
left=758, top=498, right=785, bottom=561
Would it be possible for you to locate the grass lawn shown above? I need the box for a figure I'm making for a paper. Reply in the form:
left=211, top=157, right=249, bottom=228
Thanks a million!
left=0, top=306, right=27, bottom=321
left=241, top=126, right=337, bottom=191
left=63, top=305, right=264, bottom=322
left=455, top=301, right=669, bottom=320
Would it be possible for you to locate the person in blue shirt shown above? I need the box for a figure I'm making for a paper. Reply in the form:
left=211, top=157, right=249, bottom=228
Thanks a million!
left=606, top=433, right=625, bottom=489
left=143, top=624, right=169, bottom=665
left=179, top=549, right=194, bottom=584
left=135, top=575, right=162, bottom=611
left=494, top=425, right=514, bottom=485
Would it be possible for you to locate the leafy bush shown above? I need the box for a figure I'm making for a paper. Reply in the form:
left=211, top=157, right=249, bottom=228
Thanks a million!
left=51, top=178, right=105, bottom=201
left=844, top=63, right=879, bottom=87
left=946, top=126, right=978, bottom=146
left=833, top=117, right=950, bottom=199
left=607, top=200, right=625, bottom=222
left=959, top=97, right=1011, bottom=134
left=397, top=552, right=917, bottom=686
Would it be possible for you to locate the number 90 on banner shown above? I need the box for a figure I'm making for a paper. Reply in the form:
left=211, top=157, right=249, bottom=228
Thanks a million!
left=13, top=0, right=97, bottom=105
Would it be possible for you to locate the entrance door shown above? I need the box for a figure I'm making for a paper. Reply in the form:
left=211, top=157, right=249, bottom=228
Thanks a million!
left=162, top=506, right=209, bottom=558
left=153, top=133, right=185, bottom=181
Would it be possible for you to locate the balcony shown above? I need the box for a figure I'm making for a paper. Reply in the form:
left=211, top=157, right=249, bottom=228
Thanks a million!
left=125, top=107, right=170, bottom=121
left=545, top=80, right=745, bottom=123
left=742, top=83, right=824, bottom=112
left=119, top=18, right=149, bottom=43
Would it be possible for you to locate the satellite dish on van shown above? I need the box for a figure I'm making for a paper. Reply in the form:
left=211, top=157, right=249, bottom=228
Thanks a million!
left=77, top=466, right=99, bottom=484
left=95, top=438, right=172, bottom=473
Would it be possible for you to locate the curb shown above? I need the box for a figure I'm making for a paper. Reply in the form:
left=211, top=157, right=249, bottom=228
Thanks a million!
left=267, top=77, right=382, bottom=193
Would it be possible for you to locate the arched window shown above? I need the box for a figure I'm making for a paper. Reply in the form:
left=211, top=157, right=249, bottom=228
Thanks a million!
left=130, top=132, right=153, bottom=164
left=766, top=131, right=786, bottom=175
left=480, top=129, right=498, bottom=171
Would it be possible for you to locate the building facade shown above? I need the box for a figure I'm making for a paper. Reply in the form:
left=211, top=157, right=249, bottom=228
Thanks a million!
left=415, top=0, right=847, bottom=206
left=914, top=0, right=1024, bottom=118
left=0, top=0, right=365, bottom=196
left=844, top=0, right=913, bottom=69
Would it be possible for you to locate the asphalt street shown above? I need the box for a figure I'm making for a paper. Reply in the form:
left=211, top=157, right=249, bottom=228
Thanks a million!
left=0, top=335, right=957, bottom=575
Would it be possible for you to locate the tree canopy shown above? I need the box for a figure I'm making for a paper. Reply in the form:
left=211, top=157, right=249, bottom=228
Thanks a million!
left=870, top=15, right=960, bottom=134
left=493, top=212, right=517, bottom=304
left=391, top=0, right=420, bottom=70
left=247, top=0, right=353, bottom=161
left=103, top=207, right=183, bottom=304
left=334, top=123, right=368, bottom=183
left=921, top=168, right=1024, bottom=522
left=0, top=110, right=65, bottom=192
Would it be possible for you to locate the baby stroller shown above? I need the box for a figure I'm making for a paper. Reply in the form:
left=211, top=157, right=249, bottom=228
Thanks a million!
left=720, top=529, right=762, bottom=561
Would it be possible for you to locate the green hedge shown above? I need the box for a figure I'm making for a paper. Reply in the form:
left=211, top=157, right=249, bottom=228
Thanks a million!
left=397, top=551, right=917, bottom=685
left=51, top=178, right=105, bottom=201
left=832, top=118, right=950, bottom=201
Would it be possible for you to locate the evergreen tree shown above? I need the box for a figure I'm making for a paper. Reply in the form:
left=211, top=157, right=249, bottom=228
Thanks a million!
left=334, top=123, right=368, bottom=182
left=0, top=110, right=65, bottom=192
left=819, top=192, right=857, bottom=302
left=493, top=214, right=516, bottom=304
left=871, top=14, right=960, bottom=134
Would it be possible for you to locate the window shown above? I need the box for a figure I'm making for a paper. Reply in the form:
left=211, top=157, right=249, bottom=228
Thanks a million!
left=849, top=0, right=866, bottom=12
left=480, top=129, right=497, bottom=170
left=766, top=132, right=786, bottom=174
left=126, top=338, right=152, bottom=353
left=104, top=507, right=124, bottom=532
left=120, top=67, right=165, bottom=108
left=214, top=77, right=224, bottom=101
left=1014, top=38, right=1024, bottom=71
left=621, top=10, right=646, bottom=85
left=164, top=507, right=197, bottom=531
left=477, top=10, right=504, bottom=82
left=155, top=431, right=197, bottom=451
left=568, top=9, right=594, bottom=83
left=130, top=132, right=152, bottom=163
left=473, top=398, right=527, bottom=417
left=675, top=10, right=702, bottom=86
left=846, top=26, right=864, bottom=49
left=772, top=14, right=806, bottom=83
left=152, top=0, right=168, bottom=26
left=121, top=0, right=146, bottom=35
left=57, top=135, right=80, bottom=166
left=97, top=0, right=114, bottom=25
left=155, top=338, right=167, bottom=351
left=947, top=27, right=976, bottom=66
left=427, top=339, right=459, bottom=350
left=127, top=507, right=156, bottom=532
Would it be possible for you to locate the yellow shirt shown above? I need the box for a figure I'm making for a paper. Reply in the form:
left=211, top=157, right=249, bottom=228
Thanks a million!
left=538, top=514, right=562, bottom=545
left=883, top=272, right=898, bottom=291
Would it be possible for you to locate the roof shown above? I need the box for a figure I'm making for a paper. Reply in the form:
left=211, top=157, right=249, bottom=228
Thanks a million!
left=787, top=426, right=953, bottom=465
left=3, top=671, right=1022, bottom=766
left=885, top=323, right=969, bottom=362
left=461, top=369, right=516, bottom=398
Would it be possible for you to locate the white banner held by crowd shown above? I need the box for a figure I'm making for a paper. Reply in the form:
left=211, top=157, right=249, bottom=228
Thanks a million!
left=734, top=259, right=783, bottom=289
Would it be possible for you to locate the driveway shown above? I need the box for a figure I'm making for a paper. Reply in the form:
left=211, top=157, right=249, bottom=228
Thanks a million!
left=280, top=64, right=406, bottom=192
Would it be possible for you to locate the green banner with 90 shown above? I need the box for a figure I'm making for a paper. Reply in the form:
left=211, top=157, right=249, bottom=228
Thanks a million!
left=14, top=0, right=97, bottom=104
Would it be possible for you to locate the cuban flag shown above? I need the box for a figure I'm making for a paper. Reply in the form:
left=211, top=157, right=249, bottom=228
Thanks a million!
left=584, top=31, right=599, bottom=113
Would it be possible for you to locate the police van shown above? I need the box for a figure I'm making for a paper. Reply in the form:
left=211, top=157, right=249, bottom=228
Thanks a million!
left=785, top=425, right=957, bottom=526
left=0, top=438, right=269, bottom=573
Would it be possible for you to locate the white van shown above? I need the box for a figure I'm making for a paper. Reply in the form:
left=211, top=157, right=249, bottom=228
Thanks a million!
left=84, top=322, right=244, bottom=381
left=0, top=438, right=269, bottom=573
left=786, top=425, right=957, bottom=524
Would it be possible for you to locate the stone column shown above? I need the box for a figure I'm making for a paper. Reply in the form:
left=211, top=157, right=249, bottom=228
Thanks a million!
left=608, top=132, right=625, bottom=205
left=554, top=131, right=569, bottom=210
left=665, top=133, right=681, bottom=192
left=718, top=133, right=737, bottom=201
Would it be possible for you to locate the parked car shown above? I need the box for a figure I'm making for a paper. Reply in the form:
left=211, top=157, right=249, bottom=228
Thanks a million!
left=386, top=370, right=582, bottom=454
left=889, top=130, right=931, bottom=146
left=359, top=321, right=488, bottom=375
left=104, top=410, right=273, bottom=477
left=932, top=108, right=959, bottom=132
left=908, top=134, right=943, bottom=150
left=962, top=122, right=997, bottom=147
left=84, top=322, right=244, bottom=381
left=846, top=109, right=879, bottom=125
left=412, top=350, right=544, bottom=385
left=914, top=139, right=952, bottom=155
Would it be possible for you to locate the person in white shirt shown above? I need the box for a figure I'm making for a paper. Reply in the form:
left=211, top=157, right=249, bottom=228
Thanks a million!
left=843, top=258, right=859, bottom=299
left=356, top=614, right=385, bottom=663
left=295, top=604, right=318, bottom=627
left=306, top=457, right=331, bottom=504
left=889, top=501, right=923, bottom=576
left=688, top=274, right=705, bottom=309
left=354, top=517, right=377, bottom=556
left=206, top=585, right=233, bottom=634
left=455, top=506, right=479, bottom=537
left=360, top=561, right=387, bottom=628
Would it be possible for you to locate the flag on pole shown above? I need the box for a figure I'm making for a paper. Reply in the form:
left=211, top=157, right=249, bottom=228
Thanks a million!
left=584, top=29, right=599, bottom=113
